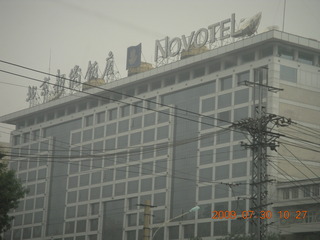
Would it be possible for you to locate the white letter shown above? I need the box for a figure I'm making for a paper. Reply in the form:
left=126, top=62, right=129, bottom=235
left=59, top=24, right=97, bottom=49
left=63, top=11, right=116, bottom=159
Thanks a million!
left=194, top=28, right=209, bottom=48
left=181, top=31, right=195, bottom=51
left=169, top=37, right=182, bottom=57
left=154, top=37, right=169, bottom=61
left=208, top=22, right=220, bottom=43
left=220, top=18, right=231, bottom=40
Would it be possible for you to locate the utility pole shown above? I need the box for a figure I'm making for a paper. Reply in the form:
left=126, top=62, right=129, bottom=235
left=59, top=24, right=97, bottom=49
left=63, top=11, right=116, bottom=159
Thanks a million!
left=138, top=200, right=156, bottom=240
left=231, top=67, right=291, bottom=240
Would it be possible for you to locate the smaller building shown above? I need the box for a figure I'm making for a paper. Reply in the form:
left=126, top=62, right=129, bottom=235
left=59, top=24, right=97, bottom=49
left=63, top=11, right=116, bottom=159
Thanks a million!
left=273, top=178, right=320, bottom=240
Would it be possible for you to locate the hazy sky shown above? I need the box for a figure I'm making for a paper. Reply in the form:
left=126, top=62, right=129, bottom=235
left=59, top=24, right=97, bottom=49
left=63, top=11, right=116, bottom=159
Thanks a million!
left=0, top=0, right=320, bottom=142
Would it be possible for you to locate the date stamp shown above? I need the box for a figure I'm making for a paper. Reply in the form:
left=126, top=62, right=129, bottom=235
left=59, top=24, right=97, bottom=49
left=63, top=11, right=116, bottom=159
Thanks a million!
left=211, top=210, right=308, bottom=220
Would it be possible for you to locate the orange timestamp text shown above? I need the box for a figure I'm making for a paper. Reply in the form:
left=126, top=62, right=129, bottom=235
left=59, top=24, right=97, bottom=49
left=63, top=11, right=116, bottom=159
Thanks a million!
left=212, top=210, right=308, bottom=220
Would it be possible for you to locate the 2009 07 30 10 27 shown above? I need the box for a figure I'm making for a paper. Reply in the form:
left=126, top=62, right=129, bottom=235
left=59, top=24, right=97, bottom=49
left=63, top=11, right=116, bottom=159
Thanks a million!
left=211, top=210, right=308, bottom=219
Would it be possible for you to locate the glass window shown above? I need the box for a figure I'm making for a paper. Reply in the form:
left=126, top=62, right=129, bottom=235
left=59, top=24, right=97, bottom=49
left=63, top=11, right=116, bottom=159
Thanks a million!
left=94, top=126, right=104, bottom=139
left=68, top=176, right=78, bottom=188
left=231, top=219, right=245, bottom=235
left=141, top=178, right=152, bottom=192
left=68, top=191, right=77, bottom=204
left=131, top=116, right=142, bottom=130
left=209, top=62, right=220, bottom=73
left=234, top=88, right=249, bottom=105
left=280, top=65, right=297, bottom=83
left=242, top=52, right=254, bottom=63
left=83, top=129, right=93, bottom=142
left=202, top=97, right=215, bottom=113
left=194, top=67, right=205, bottom=78
left=200, top=150, right=213, bottom=165
left=106, top=122, right=117, bottom=136
left=133, top=101, right=143, bottom=114
left=77, top=204, right=87, bottom=217
left=143, top=129, right=155, bottom=143
left=66, top=206, right=76, bottom=219
left=129, top=149, right=140, bottom=162
left=157, top=125, right=169, bottom=140
left=283, top=189, right=289, bottom=199
left=184, top=224, right=195, bottom=239
left=76, top=220, right=86, bottom=233
left=155, top=159, right=167, bottom=173
left=233, top=144, right=247, bottom=159
left=34, top=211, right=43, bottom=223
left=127, top=213, right=137, bottom=226
left=138, top=84, right=148, bottom=94
left=153, top=210, right=165, bottom=224
left=198, top=222, right=211, bottom=237
left=169, top=226, right=179, bottom=239
left=216, top=146, right=230, bottom=162
left=298, top=51, right=313, bottom=65
left=198, top=203, right=211, bottom=219
left=90, top=219, right=99, bottom=231
left=292, top=187, right=299, bottom=198
left=278, top=45, right=294, bottom=60
left=108, top=108, right=118, bottom=120
left=158, top=109, right=170, bottom=123
left=118, top=120, right=129, bottom=133
left=178, top=71, right=190, bottom=82
left=115, top=182, right=125, bottom=196
left=85, top=115, right=94, bottom=127
left=115, top=167, right=126, bottom=180
left=117, top=135, right=128, bottom=148
left=214, top=221, right=228, bottom=236
left=260, top=44, right=273, bottom=58
left=121, top=105, right=130, bottom=117
left=96, top=111, right=105, bottom=124
left=90, top=187, right=101, bottom=200
left=78, top=189, right=89, bottom=202
left=217, top=111, right=231, bottom=126
left=151, top=80, right=162, bottom=90
left=80, top=174, right=89, bottom=187
left=144, top=113, right=155, bottom=127
left=214, top=184, right=229, bottom=198
left=154, top=192, right=166, bottom=206
left=24, top=213, right=32, bottom=224
left=215, top=165, right=229, bottom=180
left=102, top=185, right=113, bottom=198
left=218, top=93, right=232, bottom=109
left=232, top=162, right=247, bottom=178
left=156, top=143, right=167, bottom=156
left=128, top=180, right=139, bottom=194
left=199, top=168, right=212, bottom=183
left=234, top=107, right=249, bottom=122
left=130, top=132, right=141, bottom=146
left=128, top=197, right=138, bottom=210
left=199, top=185, right=212, bottom=200
left=220, top=76, right=232, bottom=91
left=105, top=138, right=116, bottom=150
left=154, top=176, right=166, bottom=190
left=128, top=164, right=140, bottom=178
left=142, top=162, right=153, bottom=175
left=200, top=133, right=214, bottom=148
left=164, top=75, right=175, bottom=86
left=71, top=132, right=81, bottom=144
left=216, top=131, right=230, bottom=144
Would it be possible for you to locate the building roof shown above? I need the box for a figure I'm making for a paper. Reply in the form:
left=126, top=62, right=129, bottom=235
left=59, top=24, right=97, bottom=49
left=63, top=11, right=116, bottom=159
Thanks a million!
left=1, top=30, right=320, bottom=125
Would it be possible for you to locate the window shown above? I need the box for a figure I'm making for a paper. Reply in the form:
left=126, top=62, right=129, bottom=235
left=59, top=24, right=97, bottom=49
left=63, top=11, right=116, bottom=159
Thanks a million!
left=127, top=213, right=137, bottom=226
left=215, top=165, right=229, bottom=180
left=234, top=89, right=249, bottom=105
left=133, top=101, right=143, bottom=114
left=83, top=129, right=93, bottom=142
left=141, top=178, right=152, bottom=192
left=202, top=97, right=215, bottom=113
left=121, top=105, right=130, bottom=117
left=218, top=93, right=232, bottom=109
left=143, top=129, right=155, bottom=143
left=130, top=132, right=141, bottom=146
left=198, top=223, right=211, bottom=237
left=157, top=126, right=169, bottom=140
left=260, top=44, right=273, bottom=58
left=96, top=112, right=105, bottom=124
left=151, top=80, right=162, bottom=90
left=118, top=120, right=129, bottom=133
left=217, top=111, right=231, bottom=126
left=292, top=187, right=299, bottom=199
left=178, top=71, right=190, bottom=82
left=106, top=123, right=117, bottom=136
left=154, top=176, right=166, bottom=190
left=127, top=180, right=139, bottom=194
left=117, top=135, right=128, bottom=148
left=144, top=113, right=155, bottom=127
left=115, top=182, right=125, bottom=196
left=85, top=115, right=94, bottom=127
left=280, top=65, right=297, bottom=83
left=194, top=67, right=205, bottom=78
left=278, top=46, right=294, bottom=60
left=283, top=189, right=289, bottom=199
left=108, top=108, right=118, bottom=120
left=131, top=116, right=142, bottom=130
left=199, top=168, right=212, bottom=183
left=232, top=162, right=247, bottom=178
left=164, top=76, right=175, bottom=86
left=237, top=71, right=249, bottom=86
left=199, top=185, right=212, bottom=200
left=241, top=52, right=254, bottom=63
left=209, top=62, right=220, bottom=73
left=298, top=51, right=313, bottom=65
left=102, top=185, right=113, bottom=198
left=220, top=76, right=232, bottom=91
left=234, top=107, right=249, bottom=121
left=216, top=146, right=230, bottom=162
left=216, top=131, right=230, bottom=144
left=200, top=150, right=213, bottom=165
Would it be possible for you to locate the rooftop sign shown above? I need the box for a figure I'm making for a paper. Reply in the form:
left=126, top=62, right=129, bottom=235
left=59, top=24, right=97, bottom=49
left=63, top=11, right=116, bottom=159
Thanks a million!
left=154, top=12, right=262, bottom=63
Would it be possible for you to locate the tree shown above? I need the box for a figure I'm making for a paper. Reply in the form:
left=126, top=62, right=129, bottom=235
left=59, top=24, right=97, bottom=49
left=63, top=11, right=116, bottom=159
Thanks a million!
left=0, top=159, right=28, bottom=238
left=217, top=233, right=281, bottom=240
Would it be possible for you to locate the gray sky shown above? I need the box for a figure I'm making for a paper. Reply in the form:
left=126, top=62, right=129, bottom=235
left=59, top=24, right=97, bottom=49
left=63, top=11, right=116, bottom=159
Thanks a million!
left=1, top=0, right=320, bottom=142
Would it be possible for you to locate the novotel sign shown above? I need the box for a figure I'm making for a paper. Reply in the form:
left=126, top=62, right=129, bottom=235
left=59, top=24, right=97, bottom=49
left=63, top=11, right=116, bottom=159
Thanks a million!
left=154, top=13, right=236, bottom=61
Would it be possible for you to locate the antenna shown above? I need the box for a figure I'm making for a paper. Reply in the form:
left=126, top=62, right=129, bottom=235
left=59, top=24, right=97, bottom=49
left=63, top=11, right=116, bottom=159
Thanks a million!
left=282, top=0, right=286, bottom=31
left=49, top=48, right=51, bottom=77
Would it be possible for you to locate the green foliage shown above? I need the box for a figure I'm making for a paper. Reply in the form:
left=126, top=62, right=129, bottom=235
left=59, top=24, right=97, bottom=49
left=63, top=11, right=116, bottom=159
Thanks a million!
left=0, top=162, right=28, bottom=238
left=189, top=237, right=202, bottom=240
